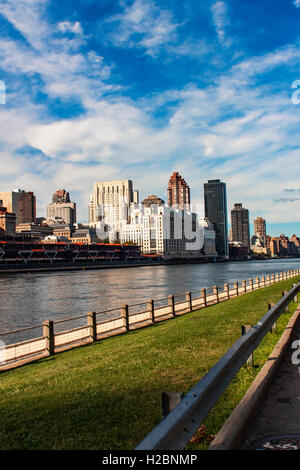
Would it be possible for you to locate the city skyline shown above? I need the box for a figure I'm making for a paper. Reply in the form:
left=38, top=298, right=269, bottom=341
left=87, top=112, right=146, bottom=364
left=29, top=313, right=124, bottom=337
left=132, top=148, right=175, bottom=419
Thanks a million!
left=1, top=1, right=300, bottom=235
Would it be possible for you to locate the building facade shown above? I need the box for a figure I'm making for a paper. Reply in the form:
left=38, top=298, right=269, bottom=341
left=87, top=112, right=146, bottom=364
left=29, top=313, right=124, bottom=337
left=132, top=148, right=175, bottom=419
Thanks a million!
left=0, top=189, right=36, bottom=225
left=204, top=179, right=228, bottom=258
left=0, top=204, right=16, bottom=236
left=167, top=172, right=190, bottom=210
left=47, top=189, right=76, bottom=226
left=88, top=179, right=139, bottom=239
left=119, top=203, right=216, bottom=259
left=231, top=203, right=250, bottom=249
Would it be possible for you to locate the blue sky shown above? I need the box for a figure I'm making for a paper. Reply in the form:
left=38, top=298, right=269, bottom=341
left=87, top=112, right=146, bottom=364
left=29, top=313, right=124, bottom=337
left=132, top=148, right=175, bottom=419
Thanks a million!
left=1, top=0, right=300, bottom=236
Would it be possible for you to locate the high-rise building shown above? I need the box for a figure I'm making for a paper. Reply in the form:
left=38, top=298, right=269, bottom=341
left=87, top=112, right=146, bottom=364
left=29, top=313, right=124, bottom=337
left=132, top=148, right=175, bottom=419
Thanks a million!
left=0, top=189, right=36, bottom=225
left=88, top=179, right=139, bottom=239
left=167, top=172, right=190, bottom=210
left=254, top=217, right=266, bottom=239
left=47, top=189, right=77, bottom=226
left=204, top=179, right=228, bottom=258
left=231, top=203, right=250, bottom=249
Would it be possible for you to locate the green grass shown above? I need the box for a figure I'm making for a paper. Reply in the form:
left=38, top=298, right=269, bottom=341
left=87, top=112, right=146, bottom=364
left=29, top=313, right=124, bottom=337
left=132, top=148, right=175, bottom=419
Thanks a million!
left=0, top=278, right=299, bottom=450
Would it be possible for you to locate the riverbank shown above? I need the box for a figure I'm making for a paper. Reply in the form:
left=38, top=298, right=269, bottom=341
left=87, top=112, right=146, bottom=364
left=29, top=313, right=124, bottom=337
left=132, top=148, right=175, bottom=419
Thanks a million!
left=0, top=277, right=298, bottom=450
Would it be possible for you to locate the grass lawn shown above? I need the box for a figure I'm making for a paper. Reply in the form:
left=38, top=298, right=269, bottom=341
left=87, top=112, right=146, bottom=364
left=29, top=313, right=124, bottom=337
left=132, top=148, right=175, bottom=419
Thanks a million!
left=0, top=277, right=299, bottom=450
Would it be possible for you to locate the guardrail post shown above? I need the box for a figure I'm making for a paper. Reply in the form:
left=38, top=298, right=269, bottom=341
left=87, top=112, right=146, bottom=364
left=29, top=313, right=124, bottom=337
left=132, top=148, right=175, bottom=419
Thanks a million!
left=234, top=281, right=239, bottom=296
left=241, top=325, right=253, bottom=367
left=262, top=276, right=266, bottom=287
left=161, top=392, right=184, bottom=418
left=268, top=303, right=276, bottom=332
left=185, top=291, right=192, bottom=311
left=121, top=304, right=129, bottom=331
left=224, top=283, right=229, bottom=299
left=87, top=311, right=97, bottom=342
left=282, top=291, right=289, bottom=312
left=168, top=295, right=175, bottom=316
left=147, top=299, right=155, bottom=323
left=271, top=274, right=275, bottom=284
left=213, top=285, right=219, bottom=303
left=256, top=277, right=260, bottom=289
left=201, top=288, right=207, bottom=307
left=242, top=280, right=247, bottom=293
left=292, top=284, right=298, bottom=303
left=43, top=320, right=54, bottom=356
left=249, top=278, right=254, bottom=291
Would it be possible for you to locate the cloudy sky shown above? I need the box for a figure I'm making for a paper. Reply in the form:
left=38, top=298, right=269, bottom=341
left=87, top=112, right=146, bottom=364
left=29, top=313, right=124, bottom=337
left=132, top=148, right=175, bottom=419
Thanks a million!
left=1, top=0, right=300, bottom=235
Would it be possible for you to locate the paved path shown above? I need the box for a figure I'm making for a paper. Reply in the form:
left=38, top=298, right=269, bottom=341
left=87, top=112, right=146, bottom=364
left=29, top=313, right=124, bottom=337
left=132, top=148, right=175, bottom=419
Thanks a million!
left=241, top=315, right=300, bottom=450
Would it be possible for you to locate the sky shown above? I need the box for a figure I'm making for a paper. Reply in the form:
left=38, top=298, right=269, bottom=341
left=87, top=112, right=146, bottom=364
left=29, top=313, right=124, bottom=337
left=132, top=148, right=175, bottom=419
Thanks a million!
left=0, top=0, right=300, bottom=236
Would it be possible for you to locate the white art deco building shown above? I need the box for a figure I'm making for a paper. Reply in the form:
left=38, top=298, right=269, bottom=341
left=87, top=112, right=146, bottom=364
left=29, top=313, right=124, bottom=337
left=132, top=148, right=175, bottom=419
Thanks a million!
left=119, top=202, right=217, bottom=259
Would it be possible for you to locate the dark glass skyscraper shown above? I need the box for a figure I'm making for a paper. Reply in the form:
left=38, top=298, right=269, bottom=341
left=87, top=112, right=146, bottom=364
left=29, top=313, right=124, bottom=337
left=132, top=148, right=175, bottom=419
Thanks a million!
left=231, top=203, right=250, bottom=249
left=204, top=179, right=228, bottom=258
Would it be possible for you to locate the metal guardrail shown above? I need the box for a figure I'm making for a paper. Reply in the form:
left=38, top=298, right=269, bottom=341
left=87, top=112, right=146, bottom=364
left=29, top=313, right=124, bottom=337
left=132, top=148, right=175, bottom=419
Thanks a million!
left=135, top=281, right=300, bottom=450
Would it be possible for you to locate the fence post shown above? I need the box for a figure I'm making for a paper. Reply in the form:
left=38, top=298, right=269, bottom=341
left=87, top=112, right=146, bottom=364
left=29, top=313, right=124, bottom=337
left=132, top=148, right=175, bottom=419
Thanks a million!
left=213, top=285, right=219, bottom=303
left=43, top=320, right=54, bottom=356
left=201, top=288, right=207, bottom=307
left=224, top=283, right=229, bottom=299
left=268, top=303, right=276, bottom=332
left=272, top=274, right=275, bottom=284
left=249, top=278, right=254, bottom=291
left=241, top=325, right=253, bottom=367
left=256, top=277, right=260, bottom=289
left=168, top=295, right=175, bottom=317
left=121, top=304, right=129, bottom=331
left=87, top=311, right=97, bottom=342
left=147, top=299, right=155, bottom=323
left=185, top=291, right=192, bottom=311
left=262, top=276, right=266, bottom=288
left=234, top=281, right=239, bottom=296
left=242, top=280, right=247, bottom=293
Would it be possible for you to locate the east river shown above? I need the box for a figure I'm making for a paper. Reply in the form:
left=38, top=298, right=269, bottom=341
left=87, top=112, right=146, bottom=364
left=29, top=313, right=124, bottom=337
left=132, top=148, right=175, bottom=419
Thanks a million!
left=1, top=258, right=300, bottom=343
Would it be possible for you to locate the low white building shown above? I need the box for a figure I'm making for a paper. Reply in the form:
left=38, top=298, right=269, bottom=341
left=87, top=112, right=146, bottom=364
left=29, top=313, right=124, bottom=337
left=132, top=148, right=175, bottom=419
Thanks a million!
left=119, top=204, right=216, bottom=259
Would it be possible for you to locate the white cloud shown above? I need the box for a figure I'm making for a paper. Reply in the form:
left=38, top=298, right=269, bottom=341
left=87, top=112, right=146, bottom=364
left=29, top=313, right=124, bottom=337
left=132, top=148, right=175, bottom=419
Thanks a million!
left=105, top=0, right=180, bottom=56
left=57, top=21, right=83, bottom=35
left=211, top=1, right=231, bottom=47
left=294, top=0, right=300, bottom=8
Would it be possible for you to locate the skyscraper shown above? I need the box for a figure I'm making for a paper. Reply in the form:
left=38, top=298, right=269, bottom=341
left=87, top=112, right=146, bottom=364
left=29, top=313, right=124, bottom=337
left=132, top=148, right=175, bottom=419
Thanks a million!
left=0, top=189, right=36, bottom=225
left=47, top=189, right=77, bottom=225
left=254, top=217, right=266, bottom=239
left=167, top=172, right=190, bottom=210
left=231, top=203, right=250, bottom=249
left=88, top=179, right=139, bottom=239
left=204, top=179, right=228, bottom=258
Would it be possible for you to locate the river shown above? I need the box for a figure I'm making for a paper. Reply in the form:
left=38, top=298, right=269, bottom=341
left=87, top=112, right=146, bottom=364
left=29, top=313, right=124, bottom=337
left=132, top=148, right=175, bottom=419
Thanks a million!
left=1, top=258, right=300, bottom=343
